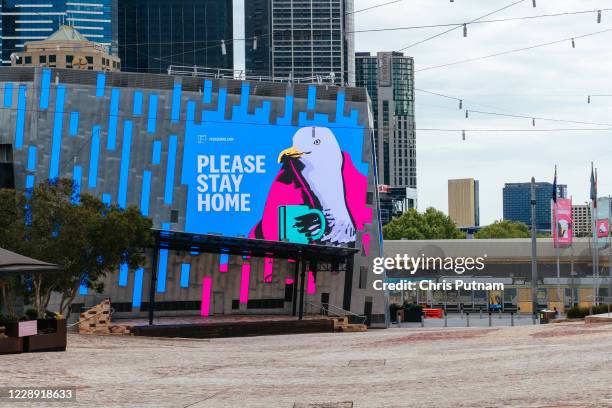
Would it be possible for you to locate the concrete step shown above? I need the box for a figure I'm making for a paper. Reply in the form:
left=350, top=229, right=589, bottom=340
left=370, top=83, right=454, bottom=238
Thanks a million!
left=335, top=324, right=367, bottom=333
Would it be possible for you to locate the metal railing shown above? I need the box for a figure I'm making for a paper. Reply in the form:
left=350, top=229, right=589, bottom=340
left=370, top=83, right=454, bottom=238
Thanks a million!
left=304, top=301, right=367, bottom=325
left=167, top=64, right=342, bottom=85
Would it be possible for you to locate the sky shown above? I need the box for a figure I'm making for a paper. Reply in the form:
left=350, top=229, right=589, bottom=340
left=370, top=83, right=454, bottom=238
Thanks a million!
left=353, top=0, right=612, bottom=225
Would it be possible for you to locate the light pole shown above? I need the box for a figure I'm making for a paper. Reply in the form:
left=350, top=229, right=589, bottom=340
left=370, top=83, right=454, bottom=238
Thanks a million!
left=531, top=177, right=538, bottom=323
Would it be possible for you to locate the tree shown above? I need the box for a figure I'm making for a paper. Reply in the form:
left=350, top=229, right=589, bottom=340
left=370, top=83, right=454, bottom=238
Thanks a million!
left=382, top=208, right=466, bottom=240
left=0, top=179, right=153, bottom=317
left=474, top=220, right=531, bottom=239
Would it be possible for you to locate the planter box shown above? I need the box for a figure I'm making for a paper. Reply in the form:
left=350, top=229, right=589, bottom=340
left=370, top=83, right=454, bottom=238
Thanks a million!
left=23, top=319, right=67, bottom=353
left=0, top=336, right=22, bottom=355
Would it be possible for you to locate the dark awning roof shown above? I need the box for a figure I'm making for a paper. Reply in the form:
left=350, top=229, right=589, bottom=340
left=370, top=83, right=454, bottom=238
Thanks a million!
left=151, top=229, right=359, bottom=263
left=0, top=248, right=62, bottom=276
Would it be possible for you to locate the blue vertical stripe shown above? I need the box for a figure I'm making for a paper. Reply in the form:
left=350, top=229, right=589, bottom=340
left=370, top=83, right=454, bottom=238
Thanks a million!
left=26, top=146, right=36, bottom=171
left=147, top=94, right=158, bottom=133
left=95, top=73, right=105, bottom=97
left=336, top=91, right=345, bottom=116
left=140, top=170, right=151, bottom=216
left=79, top=282, right=88, bottom=296
left=72, top=165, right=82, bottom=204
left=117, top=120, right=132, bottom=208
left=132, top=267, right=144, bottom=307
left=118, top=263, right=128, bottom=286
left=25, top=174, right=35, bottom=189
left=164, top=135, right=177, bottom=205
left=88, top=126, right=100, bottom=188
left=40, top=69, right=51, bottom=109
left=156, top=249, right=168, bottom=293
left=151, top=140, right=161, bottom=164
left=171, top=83, right=182, bottom=123
left=133, top=90, right=143, bottom=115
left=4, top=83, right=13, bottom=107
left=107, top=88, right=120, bottom=150
left=69, top=112, right=79, bottom=136
left=307, top=85, right=316, bottom=110
left=49, top=85, right=66, bottom=179
left=203, top=80, right=212, bottom=103
left=15, top=85, right=26, bottom=150
left=102, top=193, right=111, bottom=205
left=180, top=263, right=190, bottom=288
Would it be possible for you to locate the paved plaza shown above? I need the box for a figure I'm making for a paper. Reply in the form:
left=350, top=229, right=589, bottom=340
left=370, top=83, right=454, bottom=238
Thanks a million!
left=2, top=321, right=612, bottom=407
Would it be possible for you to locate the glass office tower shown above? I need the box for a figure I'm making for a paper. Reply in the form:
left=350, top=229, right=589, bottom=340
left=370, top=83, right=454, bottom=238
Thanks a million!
left=355, top=51, right=416, bottom=225
left=503, top=182, right=567, bottom=231
left=244, top=0, right=355, bottom=86
left=118, top=0, right=233, bottom=74
left=1, top=0, right=116, bottom=65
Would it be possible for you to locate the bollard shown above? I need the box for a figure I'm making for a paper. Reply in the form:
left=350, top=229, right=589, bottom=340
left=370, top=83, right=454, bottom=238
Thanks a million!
left=420, top=313, right=425, bottom=328
left=444, top=310, right=448, bottom=328
left=511, top=312, right=514, bottom=327
left=460, top=305, right=464, bottom=320
left=488, top=311, right=492, bottom=327
left=466, top=312, right=470, bottom=327
left=480, top=307, right=483, bottom=319
left=532, top=313, right=536, bottom=325
left=499, top=309, right=502, bottom=319
left=517, top=306, right=520, bottom=319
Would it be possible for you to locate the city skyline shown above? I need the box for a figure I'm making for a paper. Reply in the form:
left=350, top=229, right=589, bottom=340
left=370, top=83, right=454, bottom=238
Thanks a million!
left=354, top=0, right=612, bottom=224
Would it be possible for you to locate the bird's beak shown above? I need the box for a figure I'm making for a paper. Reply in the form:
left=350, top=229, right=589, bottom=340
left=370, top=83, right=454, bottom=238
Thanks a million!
left=277, top=146, right=304, bottom=163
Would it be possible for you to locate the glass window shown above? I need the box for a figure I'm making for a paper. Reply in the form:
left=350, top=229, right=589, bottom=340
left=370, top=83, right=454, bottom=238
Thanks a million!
left=66, top=55, right=73, bottom=64
left=49, top=55, right=56, bottom=63
left=39, top=55, right=46, bottom=64
left=25, top=56, right=31, bottom=64
left=86, top=56, right=93, bottom=64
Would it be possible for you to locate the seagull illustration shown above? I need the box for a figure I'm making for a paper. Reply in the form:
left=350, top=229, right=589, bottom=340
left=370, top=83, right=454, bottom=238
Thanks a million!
left=277, top=126, right=356, bottom=244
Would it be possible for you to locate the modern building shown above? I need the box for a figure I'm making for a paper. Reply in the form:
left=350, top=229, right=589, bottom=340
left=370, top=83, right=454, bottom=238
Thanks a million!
left=11, top=26, right=120, bottom=71
left=244, top=0, right=355, bottom=86
left=503, top=182, right=567, bottom=231
left=0, top=0, right=116, bottom=66
left=572, top=204, right=591, bottom=237
left=117, top=0, right=233, bottom=74
left=377, top=186, right=417, bottom=226
left=355, top=51, right=416, bottom=225
left=448, top=178, right=479, bottom=228
left=0, top=66, right=387, bottom=326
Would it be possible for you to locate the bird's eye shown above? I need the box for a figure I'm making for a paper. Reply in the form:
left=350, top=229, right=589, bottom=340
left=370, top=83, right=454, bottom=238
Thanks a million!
left=313, top=139, right=321, bottom=145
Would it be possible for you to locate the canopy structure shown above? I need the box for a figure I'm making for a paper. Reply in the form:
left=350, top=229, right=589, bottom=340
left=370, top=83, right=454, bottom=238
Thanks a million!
left=146, top=229, right=359, bottom=324
left=0, top=248, right=62, bottom=277
left=153, top=229, right=359, bottom=263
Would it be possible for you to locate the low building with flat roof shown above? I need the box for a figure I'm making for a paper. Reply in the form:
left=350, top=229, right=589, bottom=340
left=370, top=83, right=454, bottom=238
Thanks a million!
left=383, top=238, right=609, bottom=312
left=11, top=26, right=120, bottom=72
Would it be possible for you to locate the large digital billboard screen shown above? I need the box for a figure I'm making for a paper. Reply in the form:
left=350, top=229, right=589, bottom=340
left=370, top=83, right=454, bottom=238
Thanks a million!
left=181, top=102, right=371, bottom=246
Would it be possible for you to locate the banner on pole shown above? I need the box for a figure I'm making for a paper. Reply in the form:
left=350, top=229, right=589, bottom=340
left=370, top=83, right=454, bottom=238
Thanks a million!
left=552, top=198, right=572, bottom=247
left=596, top=219, right=609, bottom=238
left=596, top=197, right=611, bottom=248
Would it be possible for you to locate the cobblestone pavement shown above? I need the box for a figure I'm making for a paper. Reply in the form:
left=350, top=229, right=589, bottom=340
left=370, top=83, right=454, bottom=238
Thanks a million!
left=2, top=321, right=612, bottom=408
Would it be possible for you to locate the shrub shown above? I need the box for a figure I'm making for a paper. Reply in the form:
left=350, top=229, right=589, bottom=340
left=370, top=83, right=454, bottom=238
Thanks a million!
left=45, top=310, right=63, bottom=320
left=25, top=308, right=39, bottom=320
left=566, top=305, right=612, bottom=318
left=389, top=304, right=402, bottom=322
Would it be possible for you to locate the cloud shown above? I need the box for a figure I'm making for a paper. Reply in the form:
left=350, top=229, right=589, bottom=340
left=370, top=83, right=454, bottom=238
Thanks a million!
left=355, top=0, right=612, bottom=224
